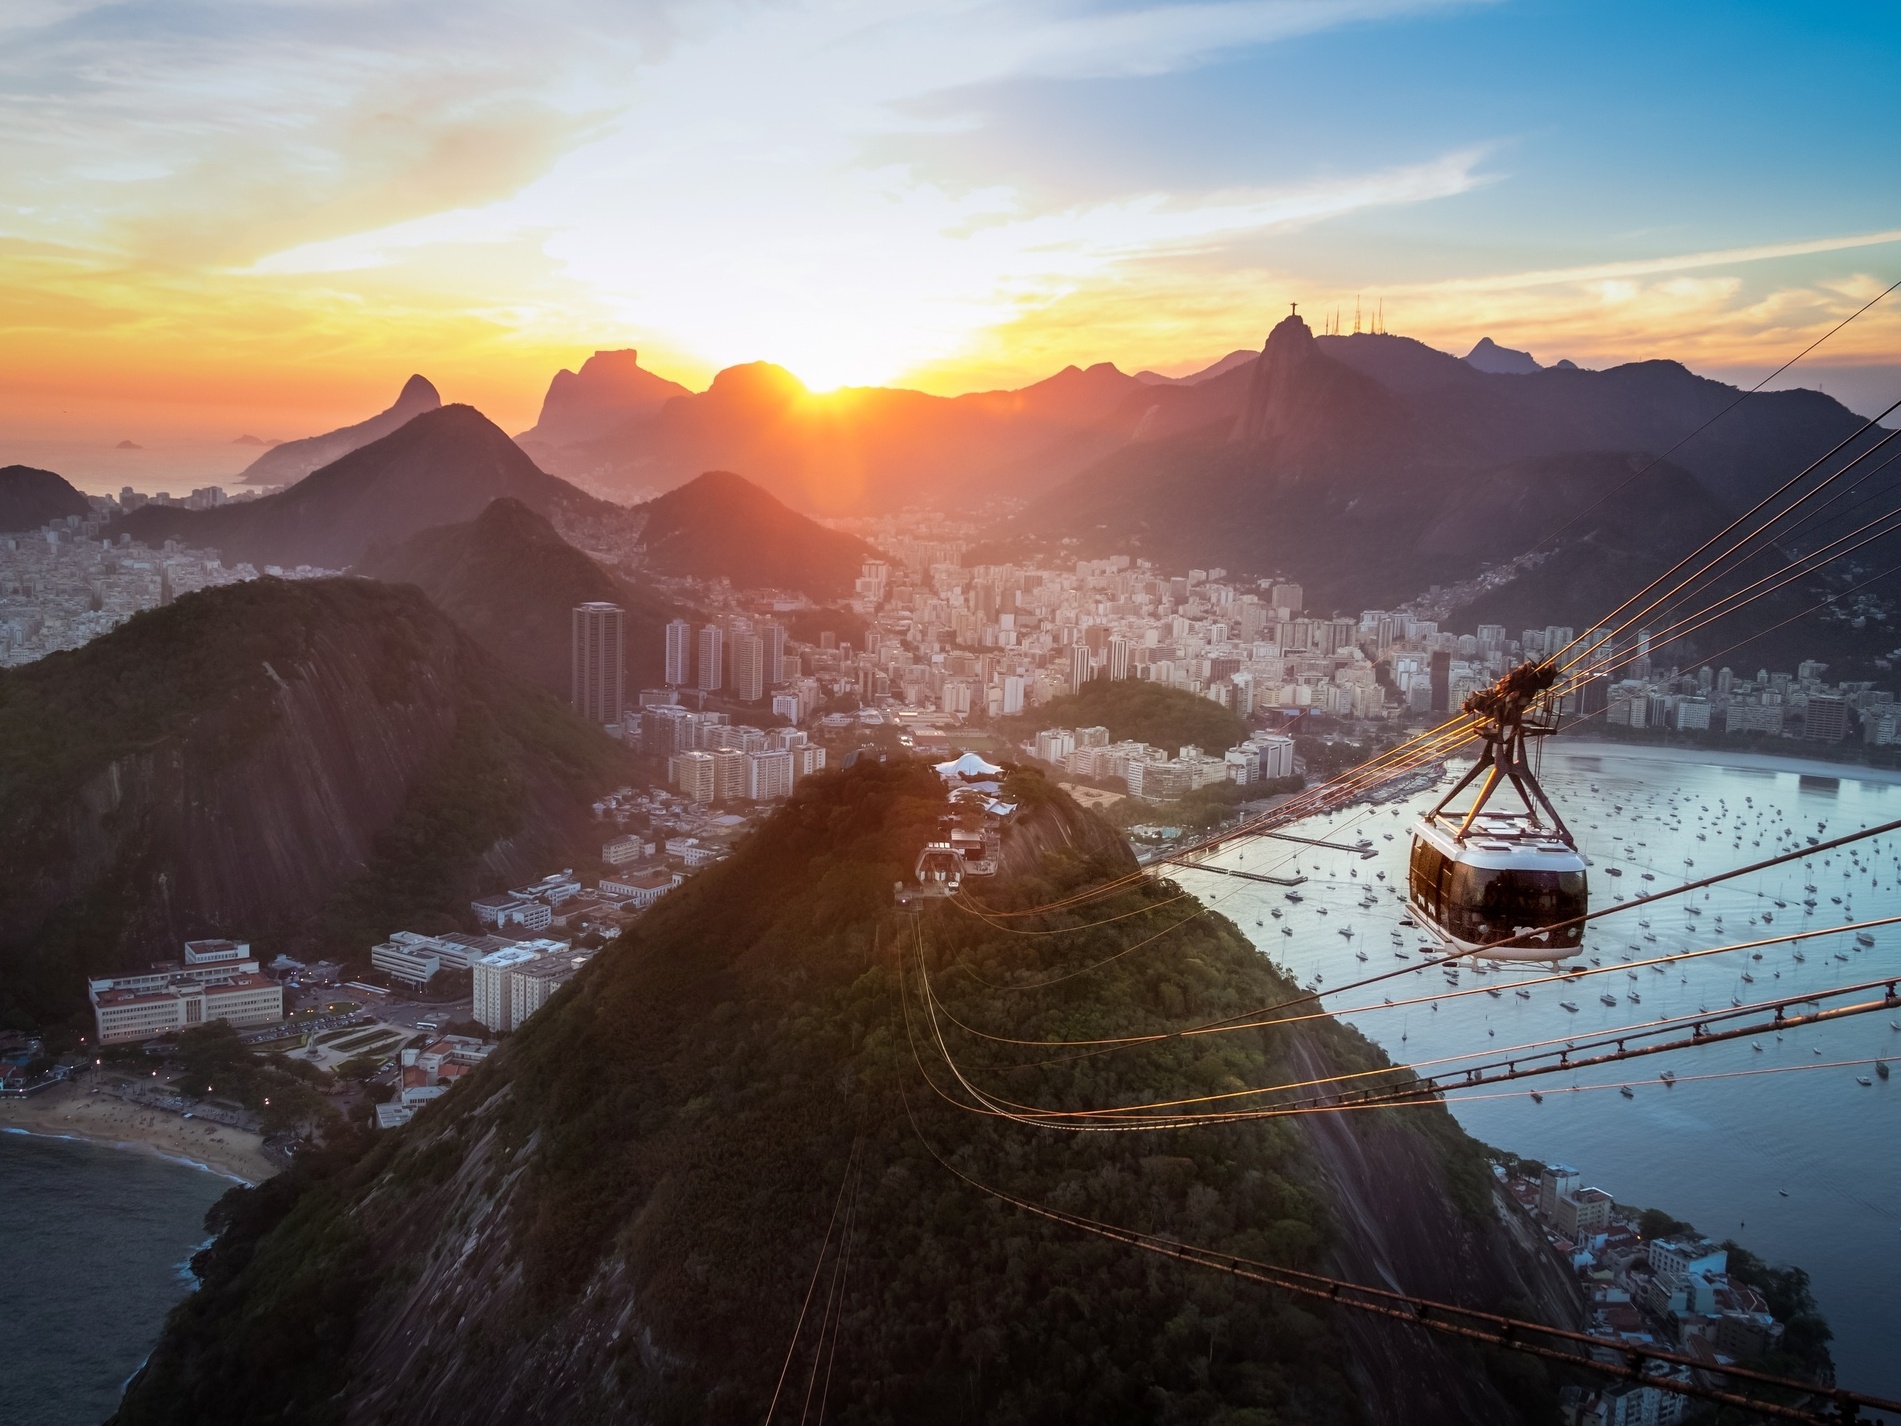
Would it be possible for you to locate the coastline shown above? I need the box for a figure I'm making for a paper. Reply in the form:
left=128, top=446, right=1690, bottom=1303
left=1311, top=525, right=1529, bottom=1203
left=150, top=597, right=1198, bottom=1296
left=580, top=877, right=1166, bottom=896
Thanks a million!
left=0, top=1083, right=277, bottom=1185
left=1553, top=737, right=1901, bottom=786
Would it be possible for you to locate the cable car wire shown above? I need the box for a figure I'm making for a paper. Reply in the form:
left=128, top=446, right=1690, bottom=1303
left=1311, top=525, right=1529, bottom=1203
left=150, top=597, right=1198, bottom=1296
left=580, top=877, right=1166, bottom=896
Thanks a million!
left=897, top=1087, right=1901, bottom=1426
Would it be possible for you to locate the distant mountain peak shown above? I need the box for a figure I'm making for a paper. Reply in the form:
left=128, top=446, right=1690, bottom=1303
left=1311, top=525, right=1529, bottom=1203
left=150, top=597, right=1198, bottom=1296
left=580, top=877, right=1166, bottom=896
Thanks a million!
left=396, top=374, right=441, bottom=408
left=1464, top=337, right=1542, bottom=375
left=708, top=361, right=808, bottom=403
left=237, top=373, right=444, bottom=486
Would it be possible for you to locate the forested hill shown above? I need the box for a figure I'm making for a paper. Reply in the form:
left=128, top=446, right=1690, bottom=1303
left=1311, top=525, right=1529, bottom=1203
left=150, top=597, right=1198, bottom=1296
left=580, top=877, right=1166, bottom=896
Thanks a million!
left=116, top=760, right=1579, bottom=1426
left=0, top=577, right=631, bottom=1028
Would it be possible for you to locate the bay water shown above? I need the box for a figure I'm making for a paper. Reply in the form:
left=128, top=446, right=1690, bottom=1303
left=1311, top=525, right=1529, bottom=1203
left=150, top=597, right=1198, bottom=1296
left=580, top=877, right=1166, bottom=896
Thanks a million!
left=0, top=1131, right=229, bottom=1426
left=1184, top=742, right=1901, bottom=1401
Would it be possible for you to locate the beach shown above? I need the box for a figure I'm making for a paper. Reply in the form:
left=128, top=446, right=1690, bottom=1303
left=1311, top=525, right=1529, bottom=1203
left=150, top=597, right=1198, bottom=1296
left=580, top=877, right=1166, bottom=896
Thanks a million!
left=0, top=1082, right=279, bottom=1185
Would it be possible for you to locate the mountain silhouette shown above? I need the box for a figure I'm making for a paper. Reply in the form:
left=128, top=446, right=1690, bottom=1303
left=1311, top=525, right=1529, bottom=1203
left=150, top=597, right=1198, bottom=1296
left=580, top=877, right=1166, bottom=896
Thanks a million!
left=1023, top=317, right=1880, bottom=629
left=237, top=374, right=441, bottom=487
left=360, top=497, right=682, bottom=695
left=0, top=465, right=91, bottom=532
left=515, top=348, right=693, bottom=456
left=630, top=469, right=875, bottom=595
left=530, top=358, right=1145, bottom=513
left=1464, top=337, right=1541, bottom=374
left=122, top=404, right=617, bottom=569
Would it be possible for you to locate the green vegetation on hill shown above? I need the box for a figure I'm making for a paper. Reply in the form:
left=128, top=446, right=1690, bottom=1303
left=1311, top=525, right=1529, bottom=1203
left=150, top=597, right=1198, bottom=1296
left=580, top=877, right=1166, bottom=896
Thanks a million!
left=118, top=762, right=1533, bottom=1426
left=0, top=578, right=631, bottom=1030
left=1003, top=677, right=1248, bottom=755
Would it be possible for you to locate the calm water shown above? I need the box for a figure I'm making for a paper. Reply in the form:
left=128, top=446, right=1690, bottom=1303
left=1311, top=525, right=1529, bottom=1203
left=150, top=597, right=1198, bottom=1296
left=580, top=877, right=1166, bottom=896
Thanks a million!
left=1184, top=743, right=1901, bottom=1401
left=0, top=1131, right=229, bottom=1426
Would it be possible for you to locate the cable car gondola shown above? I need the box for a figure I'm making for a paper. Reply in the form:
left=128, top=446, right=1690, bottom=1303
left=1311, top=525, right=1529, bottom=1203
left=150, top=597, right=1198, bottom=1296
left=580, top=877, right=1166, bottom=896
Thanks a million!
left=1408, top=661, right=1587, bottom=962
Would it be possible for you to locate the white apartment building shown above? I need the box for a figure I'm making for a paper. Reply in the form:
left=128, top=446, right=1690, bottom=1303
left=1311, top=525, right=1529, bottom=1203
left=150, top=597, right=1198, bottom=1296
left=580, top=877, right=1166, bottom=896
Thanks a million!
left=472, top=940, right=585, bottom=1033
left=473, top=945, right=543, bottom=1032
left=747, top=748, right=793, bottom=801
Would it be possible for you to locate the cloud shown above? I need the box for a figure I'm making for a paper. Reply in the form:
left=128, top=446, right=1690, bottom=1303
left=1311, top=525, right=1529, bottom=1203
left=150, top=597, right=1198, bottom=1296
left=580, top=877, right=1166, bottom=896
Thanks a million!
left=0, top=0, right=1491, bottom=390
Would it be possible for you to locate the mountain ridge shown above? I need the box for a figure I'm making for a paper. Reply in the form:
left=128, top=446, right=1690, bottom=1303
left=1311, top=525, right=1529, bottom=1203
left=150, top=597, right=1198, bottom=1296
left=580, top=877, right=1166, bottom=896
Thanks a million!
left=112, top=760, right=1582, bottom=1426
left=120, top=405, right=621, bottom=571
left=237, top=375, right=442, bottom=488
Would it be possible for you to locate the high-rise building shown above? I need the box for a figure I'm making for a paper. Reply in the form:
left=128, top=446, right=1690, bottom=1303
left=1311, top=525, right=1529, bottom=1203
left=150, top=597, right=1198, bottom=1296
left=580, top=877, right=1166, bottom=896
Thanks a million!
left=571, top=602, right=625, bottom=725
left=1805, top=694, right=1847, bottom=742
left=732, top=634, right=766, bottom=702
left=1069, top=644, right=1093, bottom=692
left=712, top=747, right=749, bottom=802
left=670, top=749, right=717, bottom=804
left=1269, top=582, right=1303, bottom=616
left=696, top=624, right=724, bottom=692
left=747, top=748, right=793, bottom=801
left=1106, top=637, right=1130, bottom=680
left=665, top=618, right=692, bottom=686
left=1429, top=650, right=1451, bottom=714
left=762, top=619, right=788, bottom=686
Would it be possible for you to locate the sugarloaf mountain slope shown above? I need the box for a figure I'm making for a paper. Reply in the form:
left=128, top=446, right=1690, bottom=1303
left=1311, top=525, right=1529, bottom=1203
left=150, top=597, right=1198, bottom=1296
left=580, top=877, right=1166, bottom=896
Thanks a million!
left=116, top=760, right=1580, bottom=1426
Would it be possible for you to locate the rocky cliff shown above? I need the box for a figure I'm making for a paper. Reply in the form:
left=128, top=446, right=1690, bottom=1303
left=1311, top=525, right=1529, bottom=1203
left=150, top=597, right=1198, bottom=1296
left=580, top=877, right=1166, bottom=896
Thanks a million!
left=115, top=761, right=1581, bottom=1426
left=0, top=577, right=632, bottom=1026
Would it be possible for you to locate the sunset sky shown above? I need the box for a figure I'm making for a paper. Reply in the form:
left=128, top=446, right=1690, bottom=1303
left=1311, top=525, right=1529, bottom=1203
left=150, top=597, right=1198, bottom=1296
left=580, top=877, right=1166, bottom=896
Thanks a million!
left=4, top=0, right=1899, bottom=485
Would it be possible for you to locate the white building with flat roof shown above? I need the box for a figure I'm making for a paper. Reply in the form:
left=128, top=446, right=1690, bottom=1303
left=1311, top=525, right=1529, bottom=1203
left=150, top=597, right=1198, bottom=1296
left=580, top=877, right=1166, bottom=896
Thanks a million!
left=89, top=947, right=282, bottom=1044
left=472, top=945, right=543, bottom=1032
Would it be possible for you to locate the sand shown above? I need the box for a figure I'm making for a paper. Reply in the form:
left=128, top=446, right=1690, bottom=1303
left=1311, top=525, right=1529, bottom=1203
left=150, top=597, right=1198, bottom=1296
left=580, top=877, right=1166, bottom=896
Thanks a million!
left=0, top=1082, right=279, bottom=1185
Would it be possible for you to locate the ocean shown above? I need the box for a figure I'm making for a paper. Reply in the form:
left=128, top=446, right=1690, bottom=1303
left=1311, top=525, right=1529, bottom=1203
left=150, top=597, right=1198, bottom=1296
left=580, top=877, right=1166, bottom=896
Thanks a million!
left=0, top=1131, right=229, bottom=1426
left=1182, top=741, right=1901, bottom=1400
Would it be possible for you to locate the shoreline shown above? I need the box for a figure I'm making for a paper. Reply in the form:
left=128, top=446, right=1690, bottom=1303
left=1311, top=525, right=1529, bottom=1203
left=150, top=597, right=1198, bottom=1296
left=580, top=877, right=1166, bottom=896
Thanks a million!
left=0, top=1083, right=277, bottom=1185
left=1553, top=738, right=1901, bottom=787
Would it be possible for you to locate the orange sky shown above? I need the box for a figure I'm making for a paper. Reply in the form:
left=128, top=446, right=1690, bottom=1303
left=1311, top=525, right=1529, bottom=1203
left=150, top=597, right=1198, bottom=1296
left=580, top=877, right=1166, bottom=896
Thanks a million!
left=4, top=0, right=1899, bottom=485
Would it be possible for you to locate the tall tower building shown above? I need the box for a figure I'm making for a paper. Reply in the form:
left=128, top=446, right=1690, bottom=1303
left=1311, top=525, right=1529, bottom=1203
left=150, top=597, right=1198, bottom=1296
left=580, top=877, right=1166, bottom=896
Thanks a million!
left=571, top=602, right=625, bottom=725
left=732, top=634, right=766, bottom=702
left=664, top=619, right=693, bottom=687
left=762, top=619, right=788, bottom=686
left=696, top=624, right=724, bottom=692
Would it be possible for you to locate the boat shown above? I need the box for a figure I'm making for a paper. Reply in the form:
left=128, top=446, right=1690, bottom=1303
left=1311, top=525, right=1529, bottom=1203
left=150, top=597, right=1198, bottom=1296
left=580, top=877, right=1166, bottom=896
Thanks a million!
left=1641, top=872, right=1656, bottom=881
left=1530, top=1091, right=1544, bottom=1103
left=1620, top=1086, right=1635, bottom=1099
left=1356, top=951, right=1369, bottom=962
left=1628, top=992, right=1641, bottom=1004
left=1600, top=993, right=1618, bottom=1006
left=1286, top=892, right=1303, bottom=903
left=1858, top=1076, right=1874, bottom=1087
left=1660, top=1070, right=1675, bottom=1085
left=1778, top=1189, right=1789, bottom=1197
left=1752, top=1042, right=1763, bottom=1052
left=1270, top=909, right=1282, bottom=919
left=1741, top=972, right=1755, bottom=983
left=1487, top=987, right=1502, bottom=999
left=1877, top=1061, right=1891, bottom=1080
left=1857, top=932, right=1876, bottom=948
left=1607, top=867, right=1623, bottom=877
left=1516, top=989, right=1532, bottom=1000
left=1560, top=1001, right=1580, bottom=1013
